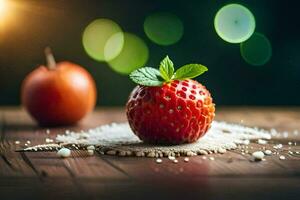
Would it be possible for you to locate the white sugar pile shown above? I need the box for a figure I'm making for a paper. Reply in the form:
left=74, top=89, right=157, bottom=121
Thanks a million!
left=51, top=121, right=272, bottom=157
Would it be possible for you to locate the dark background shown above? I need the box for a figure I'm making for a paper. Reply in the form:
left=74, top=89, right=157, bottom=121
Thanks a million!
left=0, top=0, right=299, bottom=106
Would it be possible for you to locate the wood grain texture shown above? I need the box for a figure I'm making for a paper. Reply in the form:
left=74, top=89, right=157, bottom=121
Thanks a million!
left=0, top=106, right=299, bottom=200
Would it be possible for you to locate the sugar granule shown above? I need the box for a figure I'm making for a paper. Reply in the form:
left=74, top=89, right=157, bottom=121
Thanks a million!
left=252, top=151, right=264, bottom=160
left=54, top=121, right=272, bottom=157
left=57, top=148, right=71, bottom=158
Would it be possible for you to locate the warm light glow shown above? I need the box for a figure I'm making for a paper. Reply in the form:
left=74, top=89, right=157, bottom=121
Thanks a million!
left=0, top=0, right=8, bottom=19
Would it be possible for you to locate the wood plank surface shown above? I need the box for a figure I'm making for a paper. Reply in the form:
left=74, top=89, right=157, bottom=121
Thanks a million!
left=0, top=106, right=299, bottom=200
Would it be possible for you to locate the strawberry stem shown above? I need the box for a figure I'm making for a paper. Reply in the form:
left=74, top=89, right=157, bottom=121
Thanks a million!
left=44, top=47, right=56, bottom=70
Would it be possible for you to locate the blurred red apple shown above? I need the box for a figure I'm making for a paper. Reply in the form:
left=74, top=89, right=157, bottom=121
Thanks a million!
left=21, top=47, right=97, bottom=126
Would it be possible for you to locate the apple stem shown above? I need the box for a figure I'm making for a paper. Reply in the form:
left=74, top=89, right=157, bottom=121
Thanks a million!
left=45, top=47, right=56, bottom=70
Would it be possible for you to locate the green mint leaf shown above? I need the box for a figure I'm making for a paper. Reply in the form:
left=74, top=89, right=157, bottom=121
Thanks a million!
left=159, top=55, right=174, bottom=81
left=129, top=67, right=163, bottom=86
left=173, top=64, right=208, bottom=80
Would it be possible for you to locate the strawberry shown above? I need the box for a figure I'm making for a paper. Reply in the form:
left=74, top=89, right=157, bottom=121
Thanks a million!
left=126, top=56, right=215, bottom=144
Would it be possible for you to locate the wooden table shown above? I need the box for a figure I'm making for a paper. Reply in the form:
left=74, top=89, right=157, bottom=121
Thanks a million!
left=0, top=107, right=300, bottom=200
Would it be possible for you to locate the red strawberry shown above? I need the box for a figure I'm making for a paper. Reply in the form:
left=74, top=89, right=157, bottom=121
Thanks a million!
left=127, top=56, right=215, bottom=144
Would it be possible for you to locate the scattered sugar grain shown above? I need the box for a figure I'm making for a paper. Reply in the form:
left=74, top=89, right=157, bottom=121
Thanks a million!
left=218, top=148, right=226, bottom=154
left=209, top=157, right=215, bottom=161
left=87, top=145, right=95, bottom=150
left=57, top=148, right=71, bottom=158
left=288, top=142, right=293, bottom=145
left=118, top=151, right=126, bottom=156
left=283, top=132, right=289, bottom=138
left=243, top=140, right=250, bottom=145
left=258, top=139, right=267, bottom=145
left=279, top=155, right=286, bottom=160
left=168, top=155, right=176, bottom=160
left=270, top=129, right=278, bottom=136
left=264, top=150, right=272, bottom=155
left=15, top=141, right=20, bottom=145
left=106, top=150, right=116, bottom=155
left=184, top=157, right=189, bottom=162
left=45, top=138, right=54, bottom=143
left=202, top=156, right=207, bottom=160
left=252, top=151, right=264, bottom=160
left=156, top=158, right=162, bottom=164
left=87, top=149, right=94, bottom=156
left=186, top=151, right=195, bottom=157
left=198, top=150, right=208, bottom=155
left=136, top=151, right=144, bottom=157
left=147, top=151, right=156, bottom=158
left=273, top=144, right=283, bottom=149
left=263, top=134, right=271, bottom=140
left=173, top=159, right=178, bottom=164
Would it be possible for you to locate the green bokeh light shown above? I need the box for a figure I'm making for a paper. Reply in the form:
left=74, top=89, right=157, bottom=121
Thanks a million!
left=104, top=32, right=124, bottom=61
left=108, top=33, right=149, bottom=74
left=240, top=32, right=272, bottom=66
left=144, top=12, right=184, bottom=46
left=82, top=19, right=123, bottom=61
left=214, top=4, right=255, bottom=43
